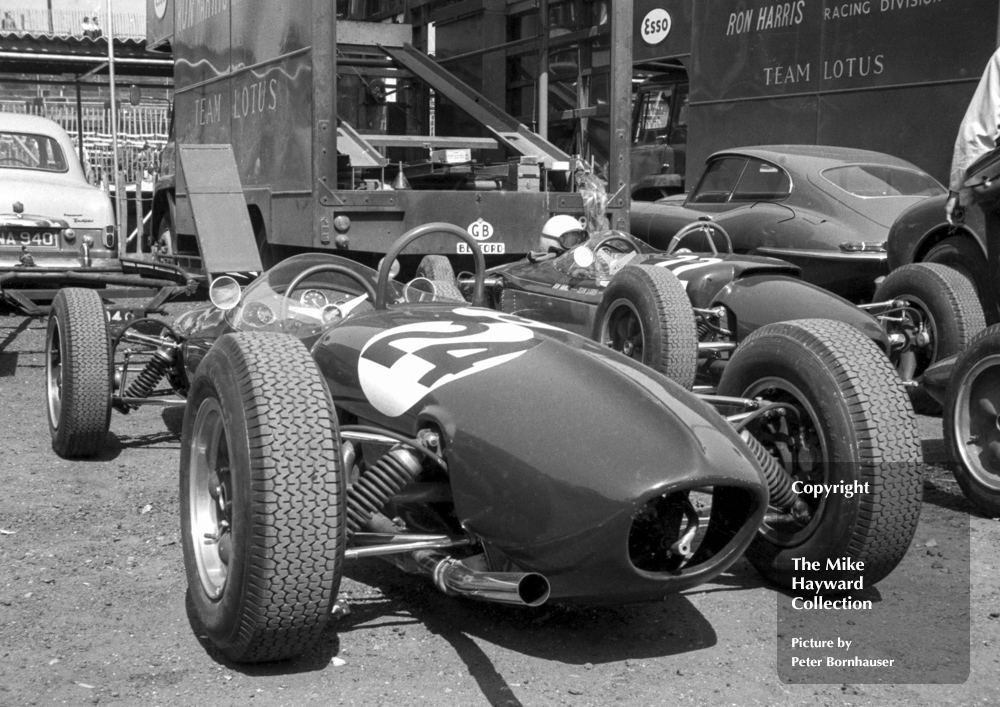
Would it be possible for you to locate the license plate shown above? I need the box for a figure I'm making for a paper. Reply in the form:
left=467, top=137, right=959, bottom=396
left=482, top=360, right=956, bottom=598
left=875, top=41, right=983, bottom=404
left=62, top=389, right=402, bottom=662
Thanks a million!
left=0, top=230, right=58, bottom=248
left=457, top=242, right=506, bottom=254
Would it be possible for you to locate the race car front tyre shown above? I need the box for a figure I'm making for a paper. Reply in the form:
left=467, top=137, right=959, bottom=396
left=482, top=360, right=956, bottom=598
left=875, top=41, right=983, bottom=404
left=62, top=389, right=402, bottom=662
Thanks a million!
left=180, top=333, right=344, bottom=663
left=717, top=319, right=922, bottom=591
left=46, top=287, right=112, bottom=459
left=943, top=324, right=1000, bottom=516
left=873, top=262, right=985, bottom=414
left=593, top=264, right=697, bottom=389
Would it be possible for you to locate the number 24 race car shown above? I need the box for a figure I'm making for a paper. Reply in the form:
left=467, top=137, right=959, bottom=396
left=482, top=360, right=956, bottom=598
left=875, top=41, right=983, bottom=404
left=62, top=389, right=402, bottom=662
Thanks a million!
left=45, top=224, right=922, bottom=663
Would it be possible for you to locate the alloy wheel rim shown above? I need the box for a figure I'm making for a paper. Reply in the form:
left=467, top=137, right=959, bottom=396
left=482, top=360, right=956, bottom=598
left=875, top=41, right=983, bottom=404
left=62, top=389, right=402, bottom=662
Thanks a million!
left=188, top=397, right=234, bottom=600
left=741, top=377, right=830, bottom=547
left=953, top=354, right=1000, bottom=492
left=46, top=320, right=62, bottom=429
left=603, top=299, right=645, bottom=362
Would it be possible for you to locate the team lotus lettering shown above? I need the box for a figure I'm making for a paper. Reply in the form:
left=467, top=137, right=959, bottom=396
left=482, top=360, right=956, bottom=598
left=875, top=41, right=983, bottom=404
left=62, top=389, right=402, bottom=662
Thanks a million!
left=358, top=308, right=560, bottom=417
left=233, top=79, right=278, bottom=120
left=194, top=93, right=222, bottom=126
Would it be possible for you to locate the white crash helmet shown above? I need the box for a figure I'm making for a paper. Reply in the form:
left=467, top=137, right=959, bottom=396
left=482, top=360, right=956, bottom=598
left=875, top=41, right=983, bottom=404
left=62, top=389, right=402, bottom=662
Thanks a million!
left=540, top=214, right=588, bottom=252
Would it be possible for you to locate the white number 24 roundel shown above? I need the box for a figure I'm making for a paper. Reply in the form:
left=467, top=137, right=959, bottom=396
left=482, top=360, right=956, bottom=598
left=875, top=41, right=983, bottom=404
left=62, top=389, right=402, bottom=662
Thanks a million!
left=358, top=308, right=560, bottom=417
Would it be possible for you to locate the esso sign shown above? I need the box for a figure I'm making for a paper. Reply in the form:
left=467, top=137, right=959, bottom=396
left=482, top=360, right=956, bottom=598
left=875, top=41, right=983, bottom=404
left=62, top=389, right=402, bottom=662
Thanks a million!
left=640, top=9, right=672, bottom=46
left=467, top=218, right=494, bottom=241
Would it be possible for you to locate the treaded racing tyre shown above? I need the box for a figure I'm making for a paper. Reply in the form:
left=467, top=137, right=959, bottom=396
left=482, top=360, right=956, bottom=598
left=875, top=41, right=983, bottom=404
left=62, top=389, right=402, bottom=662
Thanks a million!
left=46, top=287, right=112, bottom=458
left=943, top=324, right=1000, bottom=516
left=717, top=319, right=922, bottom=590
left=924, top=236, right=994, bottom=325
left=593, top=264, right=697, bottom=389
left=415, top=255, right=465, bottom=302
left=874, top=262, right=985, bottom=414
left=416, top=254, right=457, bottom=283
left=180, top=333, right=344, bottom=663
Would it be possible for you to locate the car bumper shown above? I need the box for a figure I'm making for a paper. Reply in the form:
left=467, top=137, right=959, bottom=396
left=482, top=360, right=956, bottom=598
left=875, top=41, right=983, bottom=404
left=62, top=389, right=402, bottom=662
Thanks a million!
left=751, top=248, right=888, bottom=301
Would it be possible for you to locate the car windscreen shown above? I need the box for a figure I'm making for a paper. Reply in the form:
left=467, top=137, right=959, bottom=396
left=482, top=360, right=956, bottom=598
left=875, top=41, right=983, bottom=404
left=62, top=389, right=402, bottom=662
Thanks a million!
left=0, top=131, right=68, bottom=172
left=821, top=164, right=945, bottom=198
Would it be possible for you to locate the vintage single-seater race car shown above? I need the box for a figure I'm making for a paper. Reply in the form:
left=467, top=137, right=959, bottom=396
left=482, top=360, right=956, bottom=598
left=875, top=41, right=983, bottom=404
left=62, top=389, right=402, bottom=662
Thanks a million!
left=45, top=224, right=922, bottom=663
left=425, top=221, right=983, bottom=413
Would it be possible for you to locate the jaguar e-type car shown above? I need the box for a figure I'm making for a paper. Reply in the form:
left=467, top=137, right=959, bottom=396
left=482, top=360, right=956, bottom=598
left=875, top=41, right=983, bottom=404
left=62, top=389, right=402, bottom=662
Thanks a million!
left=0, top=113, right=116, bottom=275
left=630, top=145, right=947, bottom=301
left=44, top=224, right=921, bottom=664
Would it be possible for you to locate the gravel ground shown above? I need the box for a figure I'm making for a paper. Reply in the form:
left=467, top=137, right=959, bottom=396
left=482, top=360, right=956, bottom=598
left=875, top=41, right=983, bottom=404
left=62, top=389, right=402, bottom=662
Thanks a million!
left=1, top=303, right=998, bottom=707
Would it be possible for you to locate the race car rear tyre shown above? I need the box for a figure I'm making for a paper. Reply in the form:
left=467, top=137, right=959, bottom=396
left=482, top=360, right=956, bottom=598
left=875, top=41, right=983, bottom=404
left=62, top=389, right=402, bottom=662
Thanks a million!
left=416, top=254, right=457, bottom=283
left=943, top=324, right=1000, bottom=516
left=415, top=255, right=465, bottom=302
left=717, top=319, right=922, bottom=590
left=873, top=262, right=985, bottom=414
left=594, top=264, right=697, bottom=389
left=924, top=236, right=995, bottom=324
left=180, top=333, right=344, bottom=663
left=46, top=287, right=112, bottom=459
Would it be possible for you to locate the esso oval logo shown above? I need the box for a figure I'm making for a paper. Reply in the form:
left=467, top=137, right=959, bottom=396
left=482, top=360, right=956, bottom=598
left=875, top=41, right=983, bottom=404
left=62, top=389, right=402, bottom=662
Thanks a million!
left=153, top=0, right=168, bottom=19
left=467, top=218, right=494, bottom=241
left=641, top=9, right=672, bottom=46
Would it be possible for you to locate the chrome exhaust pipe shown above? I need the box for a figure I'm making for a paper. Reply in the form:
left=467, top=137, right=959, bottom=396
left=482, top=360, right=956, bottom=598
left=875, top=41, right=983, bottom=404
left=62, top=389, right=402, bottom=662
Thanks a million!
left=414, top=551, right=550, bottom=607
left=362, top=513, right=550, bottom=607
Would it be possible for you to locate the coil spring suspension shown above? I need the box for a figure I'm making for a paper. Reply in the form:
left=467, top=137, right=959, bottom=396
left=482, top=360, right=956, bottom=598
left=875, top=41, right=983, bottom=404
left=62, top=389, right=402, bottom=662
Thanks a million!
left=346, top=446, right=423, bottom=538
left=740, top=429, right=797, bottom=510
left=123, top=347, right=174, bottom=401
left=696, top=319, right=714, bottom=341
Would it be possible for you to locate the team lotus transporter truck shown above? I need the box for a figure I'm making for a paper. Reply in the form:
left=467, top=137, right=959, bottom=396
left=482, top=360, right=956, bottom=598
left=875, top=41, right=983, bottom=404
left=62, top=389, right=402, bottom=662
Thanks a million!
left=144, top=0, right=632, bottom=274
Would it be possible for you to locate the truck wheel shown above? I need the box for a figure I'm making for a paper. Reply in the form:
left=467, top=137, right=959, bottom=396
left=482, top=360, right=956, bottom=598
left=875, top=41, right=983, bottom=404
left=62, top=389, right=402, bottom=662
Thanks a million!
left=943, top=324, right=1000, bottom=516
left=46, top=288, right=112, bottom=458
left=874, top=263, right=985, bottom=414
left=593, top=264, right=697, bottom=389
left=718, top=319, right=922, bottom=590
left=181, top=333, right=344, bottom=663
left=925, top=236, right=994, bottom=324
left=154, top=212, right=174, bottom=256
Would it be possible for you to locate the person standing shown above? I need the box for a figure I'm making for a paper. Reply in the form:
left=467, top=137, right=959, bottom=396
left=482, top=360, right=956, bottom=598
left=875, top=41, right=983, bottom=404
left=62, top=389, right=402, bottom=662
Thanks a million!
left=946, top=47, right=1000, bottom=226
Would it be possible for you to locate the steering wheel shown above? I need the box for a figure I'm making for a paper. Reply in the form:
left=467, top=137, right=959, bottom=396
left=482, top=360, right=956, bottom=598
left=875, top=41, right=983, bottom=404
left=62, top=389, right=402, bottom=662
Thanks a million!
left=375, top=222, right=486, bottom=310
left=283, top=264, right=379, bottom=323
left=588, top=233, right=641, bottom=255
left=665, top=221, right=733, bottom=256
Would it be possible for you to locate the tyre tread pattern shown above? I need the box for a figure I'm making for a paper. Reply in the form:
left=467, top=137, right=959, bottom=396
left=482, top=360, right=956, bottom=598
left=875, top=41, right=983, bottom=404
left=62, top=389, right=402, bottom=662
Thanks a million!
left=48, top=288, right=111, bottom=458
left=730, top=319, right=922, bottom=587
left=215, top=333, right=343, bottom=663
left=599, top=264, right=698, bottom=389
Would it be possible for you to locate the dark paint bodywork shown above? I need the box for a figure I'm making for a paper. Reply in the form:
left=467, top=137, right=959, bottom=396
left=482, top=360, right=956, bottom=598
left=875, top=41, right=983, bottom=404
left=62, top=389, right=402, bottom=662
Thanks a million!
left=630, top=146, right=946, bottom=301
left=174, top=253, right=770, bottom=603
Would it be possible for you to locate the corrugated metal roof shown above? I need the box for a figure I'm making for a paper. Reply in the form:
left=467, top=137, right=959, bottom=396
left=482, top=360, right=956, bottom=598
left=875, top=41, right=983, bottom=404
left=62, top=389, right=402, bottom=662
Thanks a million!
left=0, top=32, right=172, bottom=77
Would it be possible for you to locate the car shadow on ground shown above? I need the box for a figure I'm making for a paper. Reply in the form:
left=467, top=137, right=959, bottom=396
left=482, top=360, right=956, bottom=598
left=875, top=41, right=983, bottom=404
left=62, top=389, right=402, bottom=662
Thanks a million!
left=921, top=438, right=977, bottom=514
left=344, top=557, right=719, bottom=652
left=92, top=406, right=186, bottom=460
